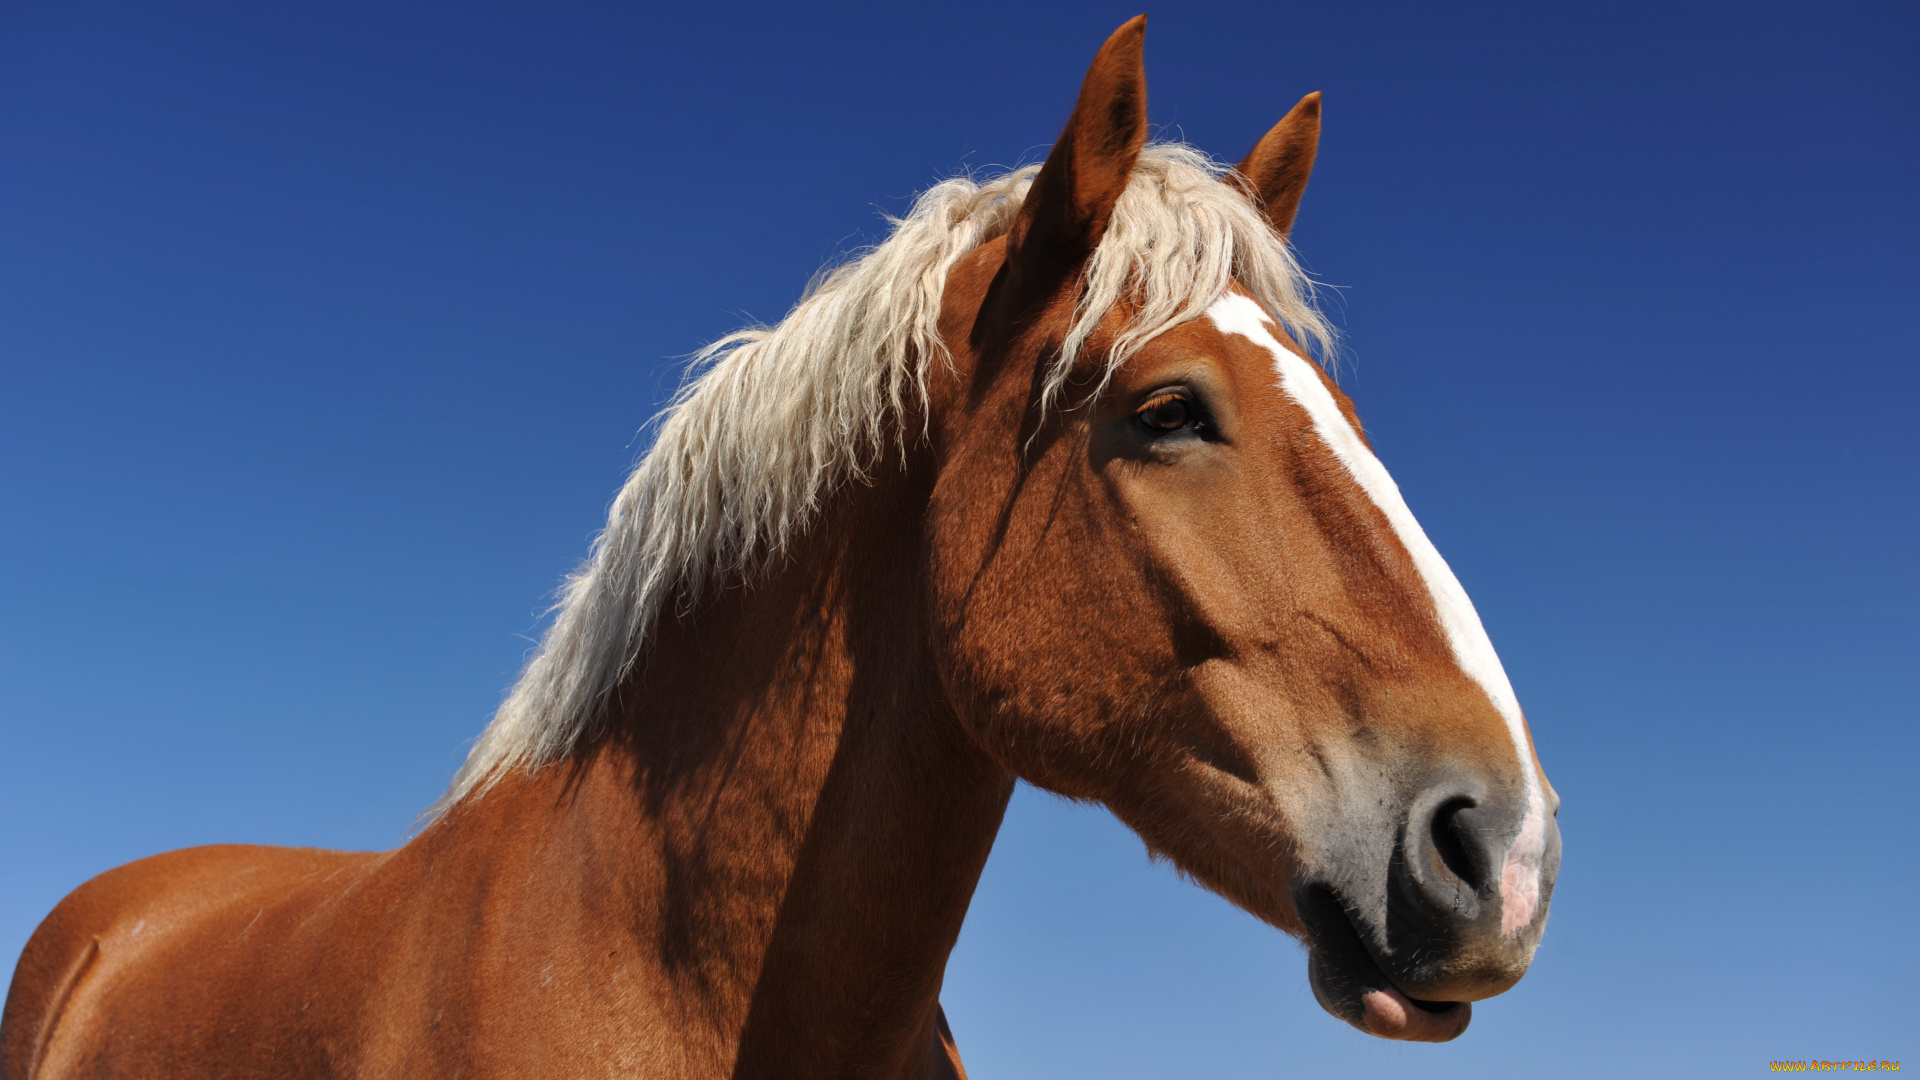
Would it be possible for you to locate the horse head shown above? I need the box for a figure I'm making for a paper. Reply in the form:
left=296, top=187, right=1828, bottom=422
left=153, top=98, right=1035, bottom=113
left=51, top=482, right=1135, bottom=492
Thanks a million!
left=923, top=16, right=1560, bottom=1042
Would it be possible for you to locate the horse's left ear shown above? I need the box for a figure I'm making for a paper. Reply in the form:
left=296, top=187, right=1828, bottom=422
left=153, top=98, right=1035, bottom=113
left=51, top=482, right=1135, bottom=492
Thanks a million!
left=1235, top=91, right=1321, bottom=237
left=1005, top=15, right=1149, bottom=294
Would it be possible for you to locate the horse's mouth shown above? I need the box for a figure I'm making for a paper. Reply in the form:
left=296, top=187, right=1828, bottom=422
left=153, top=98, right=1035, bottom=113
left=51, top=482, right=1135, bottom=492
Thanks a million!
left=1298, top=887, right=1472, bottom=1043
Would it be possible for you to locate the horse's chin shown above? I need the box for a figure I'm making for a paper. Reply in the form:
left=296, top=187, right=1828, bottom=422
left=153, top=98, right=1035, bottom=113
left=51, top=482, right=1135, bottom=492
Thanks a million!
left=1305, top=934, right=1473, bottom=1043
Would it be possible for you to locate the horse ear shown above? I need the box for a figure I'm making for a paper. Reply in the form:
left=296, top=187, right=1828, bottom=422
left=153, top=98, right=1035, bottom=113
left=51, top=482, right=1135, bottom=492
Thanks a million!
left=1235, top=91, right=1321, bottom=237
left=1005, top=15, right=1149, bottom=292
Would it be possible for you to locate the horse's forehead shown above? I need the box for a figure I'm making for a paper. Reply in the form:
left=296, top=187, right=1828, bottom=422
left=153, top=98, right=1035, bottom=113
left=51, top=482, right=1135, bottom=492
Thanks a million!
left=1125, top=307, right=1329, bottom=410
left=1148, top=312, right=1246, bottom=352
left=1121, top=307, right=1273, bottom=374
left=1149, top=295, right=1366, bottom=442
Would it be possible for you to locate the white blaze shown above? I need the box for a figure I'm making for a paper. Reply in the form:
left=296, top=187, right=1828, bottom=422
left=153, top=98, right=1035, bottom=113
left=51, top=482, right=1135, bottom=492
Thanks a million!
left=1208, top=293, right=1548, bottom=936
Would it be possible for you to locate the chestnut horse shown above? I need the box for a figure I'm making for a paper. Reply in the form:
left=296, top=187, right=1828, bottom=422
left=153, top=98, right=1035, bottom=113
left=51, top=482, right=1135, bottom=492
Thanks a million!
left=3, top=16, right=1559, bottom=1079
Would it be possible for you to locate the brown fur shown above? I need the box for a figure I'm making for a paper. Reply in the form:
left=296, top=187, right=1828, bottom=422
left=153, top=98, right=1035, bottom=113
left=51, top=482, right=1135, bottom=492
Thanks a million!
left=2, top=16, right=1555, bottom=1077
left=1237, top=91, right=1322, bottom=237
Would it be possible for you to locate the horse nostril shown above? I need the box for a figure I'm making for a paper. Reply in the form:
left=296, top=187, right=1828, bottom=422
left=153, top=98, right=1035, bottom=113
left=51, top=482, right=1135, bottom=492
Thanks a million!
left=1429, top=797, right=1490, bottom=894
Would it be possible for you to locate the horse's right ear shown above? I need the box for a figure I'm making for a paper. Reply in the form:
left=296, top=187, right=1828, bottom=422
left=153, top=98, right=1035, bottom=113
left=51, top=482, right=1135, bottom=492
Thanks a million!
left=1235, top=91, right=1321, bottom=237
left=1005, top=15, right=1149, bottom=295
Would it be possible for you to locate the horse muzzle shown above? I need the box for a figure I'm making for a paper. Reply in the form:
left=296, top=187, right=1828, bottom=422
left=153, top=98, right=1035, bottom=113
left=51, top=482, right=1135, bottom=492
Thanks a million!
left=1291, top=778, right=1562, bottom=1042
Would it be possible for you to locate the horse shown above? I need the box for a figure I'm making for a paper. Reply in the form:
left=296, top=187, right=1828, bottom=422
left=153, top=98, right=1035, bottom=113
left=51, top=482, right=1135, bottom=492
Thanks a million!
left=2, top=16, right=1559, bottom=1078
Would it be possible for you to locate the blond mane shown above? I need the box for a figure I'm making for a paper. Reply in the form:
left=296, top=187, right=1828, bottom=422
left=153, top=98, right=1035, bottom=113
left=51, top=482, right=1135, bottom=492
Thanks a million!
left=435, top=143, right=1335, bottom=813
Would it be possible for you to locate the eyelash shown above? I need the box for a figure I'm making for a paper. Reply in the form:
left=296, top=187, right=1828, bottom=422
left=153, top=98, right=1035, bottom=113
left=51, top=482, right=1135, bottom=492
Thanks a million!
left=1135, top=390, right=1210, bottom=437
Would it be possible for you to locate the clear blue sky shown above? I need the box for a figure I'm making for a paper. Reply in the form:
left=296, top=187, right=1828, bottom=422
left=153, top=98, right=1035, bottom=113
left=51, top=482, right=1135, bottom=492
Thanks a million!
left=3, top=1, right=1914, bottom=1075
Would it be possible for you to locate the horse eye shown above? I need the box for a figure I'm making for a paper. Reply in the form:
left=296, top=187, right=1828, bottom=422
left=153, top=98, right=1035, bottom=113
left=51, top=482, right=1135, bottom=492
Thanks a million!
left=1136, top=392, right=1192, bottom=432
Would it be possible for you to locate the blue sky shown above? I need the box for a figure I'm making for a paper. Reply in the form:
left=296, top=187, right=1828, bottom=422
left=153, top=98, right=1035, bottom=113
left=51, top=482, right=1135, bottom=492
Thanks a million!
left=2, top=1, right=1914, bottom=1074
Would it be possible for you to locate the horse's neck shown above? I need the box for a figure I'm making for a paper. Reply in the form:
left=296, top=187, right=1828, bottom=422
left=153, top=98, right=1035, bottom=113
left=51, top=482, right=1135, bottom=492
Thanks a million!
left=451, top=470, right=1012, bottom=1076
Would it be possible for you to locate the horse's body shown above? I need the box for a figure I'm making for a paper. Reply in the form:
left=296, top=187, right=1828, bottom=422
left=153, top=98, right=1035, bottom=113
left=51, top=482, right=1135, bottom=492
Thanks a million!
left=9, top=468, right=995, bottom=1078
left=4, top=17, right=1560, bottom=1079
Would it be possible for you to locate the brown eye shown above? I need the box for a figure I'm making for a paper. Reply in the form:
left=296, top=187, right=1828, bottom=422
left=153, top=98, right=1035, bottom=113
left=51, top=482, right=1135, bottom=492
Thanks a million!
left=1136, top=392, right=1192, bottom=432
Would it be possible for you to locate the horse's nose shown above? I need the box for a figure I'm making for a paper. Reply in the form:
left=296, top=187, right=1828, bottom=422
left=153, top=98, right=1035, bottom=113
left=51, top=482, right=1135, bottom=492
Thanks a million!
left=1400, top=791, right=1507, bottom=923
left=1366, top=782, right=1549, bottom=1002
left=1296, top=774, right=1559, bottom=1025
left=1390, top=776, right=1554, bottom=956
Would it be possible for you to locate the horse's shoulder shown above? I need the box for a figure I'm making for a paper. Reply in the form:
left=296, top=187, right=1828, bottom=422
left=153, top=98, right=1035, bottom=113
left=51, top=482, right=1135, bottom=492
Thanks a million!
left=3, top=844, right=385, bottom=1077
left=67, top=844, right=381, bottom=923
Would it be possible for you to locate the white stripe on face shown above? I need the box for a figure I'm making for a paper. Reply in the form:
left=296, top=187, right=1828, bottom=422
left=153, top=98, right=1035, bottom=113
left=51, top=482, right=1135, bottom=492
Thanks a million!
left=1207, top=293, right=1547, bottom=937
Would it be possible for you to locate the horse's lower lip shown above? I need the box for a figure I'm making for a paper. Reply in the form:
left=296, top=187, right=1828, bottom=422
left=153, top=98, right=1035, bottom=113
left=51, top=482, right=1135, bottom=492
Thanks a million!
left=1297, top=887, right=1472, bottom=1042
left=1306, top=942, right=1472, bottom=1042
left=1356, top=984, right=1471, bottom=1042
